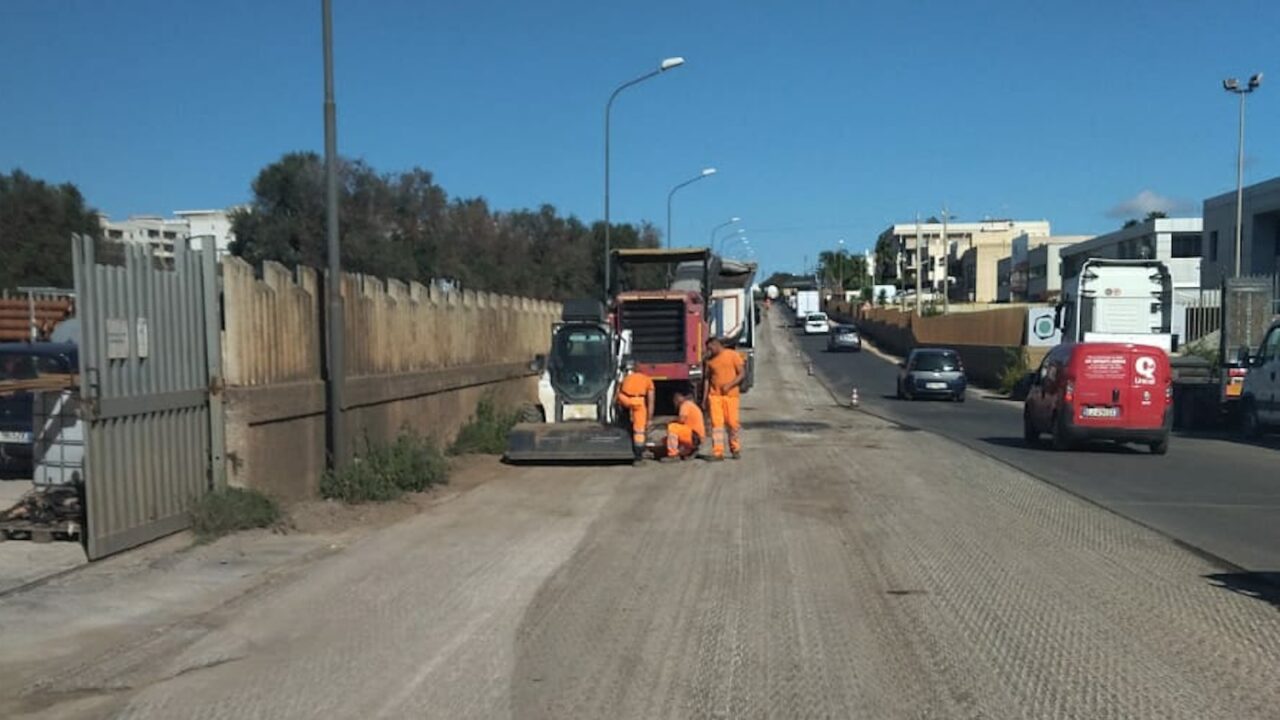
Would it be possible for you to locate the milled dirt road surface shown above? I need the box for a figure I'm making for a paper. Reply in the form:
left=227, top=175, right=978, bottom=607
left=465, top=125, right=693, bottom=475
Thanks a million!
left=3, top=316, right=1279, bottom=719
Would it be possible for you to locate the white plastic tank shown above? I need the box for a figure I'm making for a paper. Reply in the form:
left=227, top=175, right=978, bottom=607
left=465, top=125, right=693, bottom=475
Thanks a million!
left=765, top=285, right=780, bottom=300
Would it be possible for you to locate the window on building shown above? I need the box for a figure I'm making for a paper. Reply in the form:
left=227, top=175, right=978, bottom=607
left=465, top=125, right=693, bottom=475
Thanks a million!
left=1029, top=264, right=1047, bottom=280
left=147, top=229, right=159, bottom=238
left=107, top=229, right=123, bottom=239
left=1209, top=231, right=1218, bottom=262
left=163, top=231, right=177, bottom=239
left=1171, top=233, right=1202, bottom=258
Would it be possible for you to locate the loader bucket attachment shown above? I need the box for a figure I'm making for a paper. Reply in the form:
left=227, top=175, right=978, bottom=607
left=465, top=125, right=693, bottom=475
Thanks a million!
left=504, top=422, right=637, bottom=463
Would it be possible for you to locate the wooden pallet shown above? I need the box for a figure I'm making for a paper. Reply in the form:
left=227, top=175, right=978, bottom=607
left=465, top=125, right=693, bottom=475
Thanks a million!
left=0, top=519, right=82, bottom=543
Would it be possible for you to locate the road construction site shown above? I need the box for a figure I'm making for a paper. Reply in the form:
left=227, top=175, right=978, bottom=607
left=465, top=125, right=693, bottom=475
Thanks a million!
left=2, top=315, right=1278, bottom=720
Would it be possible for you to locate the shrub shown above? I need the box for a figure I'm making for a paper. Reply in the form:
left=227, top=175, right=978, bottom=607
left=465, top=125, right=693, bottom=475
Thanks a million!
left=321, top=430, right=450, bottom=503
left=998, top=347, right=1030, bottom=396
left=190, top=487, right=281, bottom=540
left=449, top=397, right=520, bottom=456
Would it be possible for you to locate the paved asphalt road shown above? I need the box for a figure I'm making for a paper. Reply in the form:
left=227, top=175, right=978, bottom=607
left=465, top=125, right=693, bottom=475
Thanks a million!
left=793, top=325, right=1280, bottom=573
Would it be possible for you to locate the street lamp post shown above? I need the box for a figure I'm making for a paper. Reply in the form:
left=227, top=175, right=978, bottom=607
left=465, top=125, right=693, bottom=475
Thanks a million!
left=1223, top=73, right=1262, bottom=277
left=715, top=228, right=745, bottom=253
left=708, top=217, right=740, bottom=247
left=722, top=236, right=750, bottom=257
left=604, top=57, right=685, bottom=293
left=666, top=168, right=716, bottom=247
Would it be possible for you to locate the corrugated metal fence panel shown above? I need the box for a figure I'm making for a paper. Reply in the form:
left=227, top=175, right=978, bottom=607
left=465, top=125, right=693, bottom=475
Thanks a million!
left=73, top=236, right=215, bottom=559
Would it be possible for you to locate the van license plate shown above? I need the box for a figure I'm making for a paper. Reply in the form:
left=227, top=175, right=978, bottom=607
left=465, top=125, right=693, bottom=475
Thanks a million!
left=1082, top=407, right=1119, bottom=418
left=0, top=431, right=32, bottom=444
left=926, top=382, right=947, bottom=390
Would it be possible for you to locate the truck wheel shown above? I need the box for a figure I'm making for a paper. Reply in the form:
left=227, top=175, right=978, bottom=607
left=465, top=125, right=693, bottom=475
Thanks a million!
left=1022, top=410, right=1040, bottom=446
left=1050, top=413, right=1073, bottom=451
left=520, top=404, right=544, bottom=424
left=1241, top=399, right=1263, bottom=440
left=1148, top=436, right=1170, bottom=455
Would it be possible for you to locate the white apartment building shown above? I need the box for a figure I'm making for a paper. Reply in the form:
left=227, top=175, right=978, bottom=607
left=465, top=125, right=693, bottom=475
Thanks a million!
left=1058, top=217, right=1203, bottom=304
left=99, top=208, right=239, bottom=261
left=877, top=219, right=1051, bottom=302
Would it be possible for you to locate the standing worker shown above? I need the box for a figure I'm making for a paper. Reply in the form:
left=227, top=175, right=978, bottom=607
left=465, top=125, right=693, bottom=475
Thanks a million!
left=704, top=337, right=745, bottom=460
left=615, top=358, right=655, bottom=464
left=665, top=384, right=705, bottom=460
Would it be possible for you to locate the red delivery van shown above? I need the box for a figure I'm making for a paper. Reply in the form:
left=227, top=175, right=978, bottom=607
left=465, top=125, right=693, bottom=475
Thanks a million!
left=1023, top=342, right=1172, bottom=454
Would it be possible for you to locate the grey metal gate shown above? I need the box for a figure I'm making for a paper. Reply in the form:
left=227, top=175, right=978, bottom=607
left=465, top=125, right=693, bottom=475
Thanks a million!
left=72, top=236, right=225, bottom=559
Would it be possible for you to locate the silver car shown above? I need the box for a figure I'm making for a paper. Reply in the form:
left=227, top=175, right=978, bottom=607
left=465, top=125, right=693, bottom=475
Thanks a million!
left=827, top=325, right=862, bottom=352
left=896, top=348, right=966, bottom=402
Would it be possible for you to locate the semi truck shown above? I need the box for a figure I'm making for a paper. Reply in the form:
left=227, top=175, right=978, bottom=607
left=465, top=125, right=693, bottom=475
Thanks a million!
left=1056, top=258, right=1275, bottom=428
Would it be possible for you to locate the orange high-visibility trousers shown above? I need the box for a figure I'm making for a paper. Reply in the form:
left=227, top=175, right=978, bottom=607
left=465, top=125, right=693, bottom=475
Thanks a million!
left=665, top=423, right=700, bottom=458
left=708, top=394, right=741, bottom=458
left=616, top=393, right=648, bottom=448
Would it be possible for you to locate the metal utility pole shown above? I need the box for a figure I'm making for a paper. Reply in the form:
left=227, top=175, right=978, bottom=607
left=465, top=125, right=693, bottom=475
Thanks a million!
left=322, top=0, right=345, bottom=470
left=1223, top=73, right=1262, bottom=277
left=604, top=57, right=685, bottom=293
left=914, top=213, right=923, bottom=315
left=941, top=206, right=950, bottom=315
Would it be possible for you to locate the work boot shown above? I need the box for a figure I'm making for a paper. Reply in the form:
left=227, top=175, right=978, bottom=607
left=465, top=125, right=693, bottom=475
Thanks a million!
left=633, top=457, right=646, bottom=467
left=731, top=450, right=741, bottom=460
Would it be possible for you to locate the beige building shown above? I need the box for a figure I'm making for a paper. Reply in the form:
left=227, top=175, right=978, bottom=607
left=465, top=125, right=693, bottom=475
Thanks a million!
left=878, top=219, right=1050, bottom=301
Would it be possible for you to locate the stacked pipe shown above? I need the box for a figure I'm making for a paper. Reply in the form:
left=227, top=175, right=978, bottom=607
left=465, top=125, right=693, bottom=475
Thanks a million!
left=0, top=299, right=74, bottom=342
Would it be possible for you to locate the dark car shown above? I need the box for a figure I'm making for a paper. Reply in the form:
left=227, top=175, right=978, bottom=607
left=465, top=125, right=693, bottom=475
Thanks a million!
left=896, top=348, right=966, bottom=402
left=0, top=343, right=78, bottom=471
left=827, top=325, right=862, bottom=352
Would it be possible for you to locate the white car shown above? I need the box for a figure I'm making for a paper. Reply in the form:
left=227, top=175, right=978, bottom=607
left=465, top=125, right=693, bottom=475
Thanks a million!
left=803, top=312, right=830, bottom=335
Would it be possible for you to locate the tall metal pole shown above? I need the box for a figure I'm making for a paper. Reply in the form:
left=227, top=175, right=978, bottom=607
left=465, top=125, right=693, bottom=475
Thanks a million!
left=322, top=0, right=345, bottom=470
left=914, top=213, right=923, bottom=315
left=604, top=60, right=683, bottom=293
left=941, top=206, right=950, bottom=315
left=665, top=169, right=715, bottom=248
left=1233, top=90, right=1246, bottom=277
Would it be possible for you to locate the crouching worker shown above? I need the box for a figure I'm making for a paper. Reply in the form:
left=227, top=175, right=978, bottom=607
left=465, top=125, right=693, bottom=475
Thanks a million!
left=615, top=358, right=655, bottom=464
left=665, top=384, right=706, bottom=460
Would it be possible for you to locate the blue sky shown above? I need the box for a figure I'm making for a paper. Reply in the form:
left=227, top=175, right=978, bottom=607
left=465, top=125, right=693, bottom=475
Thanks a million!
left=1, top=0, right=1276, bottom=279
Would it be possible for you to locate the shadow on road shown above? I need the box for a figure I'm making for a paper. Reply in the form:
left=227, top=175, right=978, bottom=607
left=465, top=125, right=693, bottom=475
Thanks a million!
left=1173, top=428, right=1280, bottom=452
left=1204, top=572, right=1280, bottom=610
left=978, top=437, right=1146, bottom=455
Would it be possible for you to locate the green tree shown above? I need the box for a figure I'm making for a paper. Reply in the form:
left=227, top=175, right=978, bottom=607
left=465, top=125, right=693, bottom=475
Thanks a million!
left=230, top=152, right=657, bottom=300
left=818, top=251, right=868, bottom=291
left=1143, top=210, right=1167, bottom=221
left=0, top=170, right=103, bottom=291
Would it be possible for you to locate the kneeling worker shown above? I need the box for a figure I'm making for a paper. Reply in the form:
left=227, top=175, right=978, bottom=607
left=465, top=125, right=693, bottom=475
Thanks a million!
left=615, top=358, right=655, bottom=463
left=704, top=337, right=745, bottom=460
left=665, top=384, right=706, bottom=460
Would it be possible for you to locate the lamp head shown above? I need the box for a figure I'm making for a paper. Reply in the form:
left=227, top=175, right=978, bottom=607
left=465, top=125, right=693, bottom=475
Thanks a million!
left=660, top=57, right=685, bottom=72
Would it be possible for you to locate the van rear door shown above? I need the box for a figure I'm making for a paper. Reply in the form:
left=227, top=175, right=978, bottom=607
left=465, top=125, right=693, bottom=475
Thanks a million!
left=1123, top=345, right=1168, bottom=430
left=1073, top=345, right=1130, bottom=426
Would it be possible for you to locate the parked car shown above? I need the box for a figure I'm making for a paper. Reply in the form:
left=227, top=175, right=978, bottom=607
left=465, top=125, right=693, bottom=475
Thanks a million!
left=803, top=312, right=830, bottom=335
left=0, top=343, right=78, bottom=472
left=827, top=324, right=862, bottom=352
left=1023, top=342, right=1172, bottom=454
left=1239, top=318, right=1280, bottom=438
left=896, top=348, right=966, bottom=401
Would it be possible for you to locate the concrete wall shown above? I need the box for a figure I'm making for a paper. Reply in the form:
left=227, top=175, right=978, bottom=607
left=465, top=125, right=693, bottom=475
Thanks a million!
left=221, top=259, right=560, bottom=501
left=1202, top=177, right=1280, bottom=284
left=826, top=302, right=1030, bottom=387
left=224, top=369, right=535, bottom=503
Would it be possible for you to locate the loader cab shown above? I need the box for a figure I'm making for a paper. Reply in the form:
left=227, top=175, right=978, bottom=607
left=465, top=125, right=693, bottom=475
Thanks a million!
left=540, top=299, right=630, bottom=423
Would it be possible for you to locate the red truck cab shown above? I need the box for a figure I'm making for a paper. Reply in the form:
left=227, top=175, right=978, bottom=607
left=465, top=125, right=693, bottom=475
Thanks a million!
left=1023, top=342, right=1172, bottom=454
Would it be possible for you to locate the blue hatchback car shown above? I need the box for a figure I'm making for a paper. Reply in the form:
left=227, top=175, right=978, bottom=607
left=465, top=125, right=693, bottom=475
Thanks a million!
left=0, top=343, right=79, bottom=472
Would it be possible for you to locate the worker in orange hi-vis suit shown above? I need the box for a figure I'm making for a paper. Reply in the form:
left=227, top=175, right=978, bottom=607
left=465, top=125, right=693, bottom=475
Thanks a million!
left=615, top=358, right=655, bottom=464
left=665, top=385, right=706, bottom=460
left=704, top=337, right=746, bottom=460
